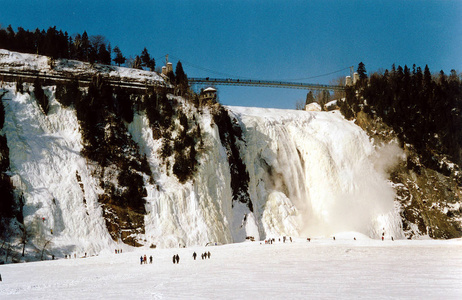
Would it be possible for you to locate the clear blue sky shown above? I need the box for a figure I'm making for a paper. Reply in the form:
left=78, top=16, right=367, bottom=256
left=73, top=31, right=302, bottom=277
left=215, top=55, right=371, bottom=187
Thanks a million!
left=1, top=0, right=461, bottom=109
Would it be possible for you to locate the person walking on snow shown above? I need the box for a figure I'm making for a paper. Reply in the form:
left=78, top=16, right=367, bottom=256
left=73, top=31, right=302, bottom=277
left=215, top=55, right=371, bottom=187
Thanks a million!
left=193, top=252, right=197, bottom=260
left=176, top=254, right=180, bottom=264
left=140, top=256, right=143, bottom=265
left=149, top=255, right=153, bottom=264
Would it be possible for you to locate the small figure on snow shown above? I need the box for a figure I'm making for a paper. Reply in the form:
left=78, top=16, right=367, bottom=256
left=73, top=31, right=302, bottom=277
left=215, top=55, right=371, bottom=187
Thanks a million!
left=176, top=254, right=180, bottom=264
left=193, top=252, right=197, bottom=260
left=207, top=251, right=211, bottom=259
left=173, top=255, right=176, bottom=264
left=144, top=255, right=147, bottom=264
left=140, top=256, right=143, bottom=265
left=149, top=255, right=153, bottom=264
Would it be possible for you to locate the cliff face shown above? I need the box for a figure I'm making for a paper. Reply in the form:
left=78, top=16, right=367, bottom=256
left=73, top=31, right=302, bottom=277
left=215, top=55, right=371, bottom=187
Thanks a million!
left=1, top=50, right=460, bottom=263
left=0, top=80, right=407, bottom=262
left=355, top=111, right=462, bottom=239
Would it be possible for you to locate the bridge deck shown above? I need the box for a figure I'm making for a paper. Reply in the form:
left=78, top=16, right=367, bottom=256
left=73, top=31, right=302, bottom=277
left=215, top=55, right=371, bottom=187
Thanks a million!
left=188, top=77, right=345, bottom=91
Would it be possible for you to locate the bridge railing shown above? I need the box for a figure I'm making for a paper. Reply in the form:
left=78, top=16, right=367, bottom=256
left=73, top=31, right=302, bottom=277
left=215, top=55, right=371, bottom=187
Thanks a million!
left=188, top=77, right=345, bottom=91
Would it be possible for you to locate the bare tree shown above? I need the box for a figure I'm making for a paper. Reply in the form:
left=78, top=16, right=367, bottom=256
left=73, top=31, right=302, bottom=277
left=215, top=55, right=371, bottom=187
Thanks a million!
left=89, top=35, right=108, bottom=51
left=295, top=99, right=305, bottom=110
left=41, top=239, right=52, bottom=260
left=330, top=76, right=346, bottom=100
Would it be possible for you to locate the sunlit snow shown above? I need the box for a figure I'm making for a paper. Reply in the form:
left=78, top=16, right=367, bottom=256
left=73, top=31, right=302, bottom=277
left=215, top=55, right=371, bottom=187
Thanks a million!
left=1, top=237, right=461, bottom=299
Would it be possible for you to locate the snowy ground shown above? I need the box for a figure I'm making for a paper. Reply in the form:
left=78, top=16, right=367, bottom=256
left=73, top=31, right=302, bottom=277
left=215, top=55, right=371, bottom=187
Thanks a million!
left=1, top=234, right=461, bottom=299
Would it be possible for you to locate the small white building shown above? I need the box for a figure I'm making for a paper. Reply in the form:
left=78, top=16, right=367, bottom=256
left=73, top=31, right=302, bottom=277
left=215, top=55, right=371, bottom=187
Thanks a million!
left=200, top=87, right=217, bottom=104
left=305, top=102, right=322, bottom=112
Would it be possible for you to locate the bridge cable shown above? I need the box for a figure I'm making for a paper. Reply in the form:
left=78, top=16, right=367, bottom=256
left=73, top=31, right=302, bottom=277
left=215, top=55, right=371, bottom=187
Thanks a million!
left=280, top=66, right=353, bottom=81
left=168, top=54, right=252, bottom=79
left=168, top=54, right=352, bottom=82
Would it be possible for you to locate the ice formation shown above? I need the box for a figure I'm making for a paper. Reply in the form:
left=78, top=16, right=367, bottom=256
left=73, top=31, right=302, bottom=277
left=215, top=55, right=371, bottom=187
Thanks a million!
left=0, top=51, right=404, bottom=255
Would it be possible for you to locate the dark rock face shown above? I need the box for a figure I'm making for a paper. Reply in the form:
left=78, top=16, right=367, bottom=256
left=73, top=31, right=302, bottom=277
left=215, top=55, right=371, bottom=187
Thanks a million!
left=355, top=111, right=462, bottom=239
left=212, top=105, right=253, bottom=212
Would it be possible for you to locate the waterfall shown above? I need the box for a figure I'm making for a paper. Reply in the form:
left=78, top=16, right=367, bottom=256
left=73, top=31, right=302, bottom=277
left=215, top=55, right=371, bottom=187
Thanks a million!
left=229, top=106, right=404, bottom=239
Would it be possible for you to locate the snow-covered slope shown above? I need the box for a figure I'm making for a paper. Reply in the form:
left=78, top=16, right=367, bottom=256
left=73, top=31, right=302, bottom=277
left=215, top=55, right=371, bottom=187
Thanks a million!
left=0, top=49, right=166, bottom=86
left=1, top=238, right=461, bottom=299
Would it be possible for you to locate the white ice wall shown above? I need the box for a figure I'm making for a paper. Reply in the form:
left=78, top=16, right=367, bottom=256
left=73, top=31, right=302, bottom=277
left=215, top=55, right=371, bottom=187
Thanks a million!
left=2, top=85, right=403, bottom=257
left=3, top=84, right=115, bottom=256
left=229, top=106, right=404, bottom=239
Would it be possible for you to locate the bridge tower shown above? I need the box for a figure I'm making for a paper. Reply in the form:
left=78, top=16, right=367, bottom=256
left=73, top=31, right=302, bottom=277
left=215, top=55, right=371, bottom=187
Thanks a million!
left=162, top=54, right=173, bottom=75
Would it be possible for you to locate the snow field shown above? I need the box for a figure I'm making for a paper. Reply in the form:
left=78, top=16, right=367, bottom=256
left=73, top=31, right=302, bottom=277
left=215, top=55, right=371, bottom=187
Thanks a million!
left=0, top=237, right=461, bottom=299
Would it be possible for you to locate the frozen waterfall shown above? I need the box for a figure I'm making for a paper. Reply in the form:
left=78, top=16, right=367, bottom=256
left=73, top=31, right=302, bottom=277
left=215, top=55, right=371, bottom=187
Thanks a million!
left=229, top=106, right=404, bottom=239
left=2, top=84, right=404, bottom=256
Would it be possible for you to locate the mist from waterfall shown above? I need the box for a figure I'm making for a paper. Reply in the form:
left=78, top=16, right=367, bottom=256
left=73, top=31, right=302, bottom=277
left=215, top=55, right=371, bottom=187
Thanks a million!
left=230, top=107, right=404, bottom=239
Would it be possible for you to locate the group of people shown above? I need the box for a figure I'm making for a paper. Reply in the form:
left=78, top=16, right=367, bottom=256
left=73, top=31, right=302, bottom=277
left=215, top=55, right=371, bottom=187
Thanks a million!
left=137, top=251, right=212, bottom=265
left=192, top=251, right=211, bottom=260
left=263, top=237, right=293, bottom=244
left=115, top=249, right=123, bottom=254
left=172, top=254, right=180, bottom=264
left=140, top=254, right=153, bottom=264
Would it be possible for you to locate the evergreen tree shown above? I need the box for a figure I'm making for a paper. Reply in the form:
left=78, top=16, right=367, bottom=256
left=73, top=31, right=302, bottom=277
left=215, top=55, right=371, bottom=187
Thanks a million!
left=113, top=46, right=126, bottom=66
left=6, top=25, right=15, bottom=50
left=81, top=31, right=90, bottom=61
left=305, top=91, right=315, bottom=105
left=140, top=48, right=155, bottom=70
left=133, top=55, right=142, bottom=69
left=98, top=43, right=111, bottom=65
left=357, top=62, right=367, bottom=80
left=175, top=61, right=188, bottom=94
left=357, top=62, right=368, bottom=88
left=0, top=27, right=8, bottom=49
left=87, top=44, right=98, bottom=64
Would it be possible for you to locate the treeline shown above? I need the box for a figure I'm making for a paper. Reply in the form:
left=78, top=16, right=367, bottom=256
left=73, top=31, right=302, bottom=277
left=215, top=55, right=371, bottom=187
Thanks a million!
left=0, top=25, right=111, bottom=64
left=0, top=25, right=157, bottom=70
left=340, top=63, right=462, bottom=170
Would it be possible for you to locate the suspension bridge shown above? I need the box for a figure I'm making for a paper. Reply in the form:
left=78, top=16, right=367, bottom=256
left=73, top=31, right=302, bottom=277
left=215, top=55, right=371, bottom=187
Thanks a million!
left=166, top=54, right=350, bottom=92
left=188, top=77, right=345, bottom=91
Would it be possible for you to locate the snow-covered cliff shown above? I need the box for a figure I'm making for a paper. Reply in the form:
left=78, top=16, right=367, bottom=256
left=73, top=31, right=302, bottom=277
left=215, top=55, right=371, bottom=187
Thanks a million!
left=0, top=85, right=403, bottom=258
left=0, top=51, right=405, bottom=261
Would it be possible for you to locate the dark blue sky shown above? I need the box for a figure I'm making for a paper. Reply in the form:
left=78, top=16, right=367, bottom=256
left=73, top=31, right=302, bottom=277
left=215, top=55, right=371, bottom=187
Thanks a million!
left=2, top=0, right=461, bottom=108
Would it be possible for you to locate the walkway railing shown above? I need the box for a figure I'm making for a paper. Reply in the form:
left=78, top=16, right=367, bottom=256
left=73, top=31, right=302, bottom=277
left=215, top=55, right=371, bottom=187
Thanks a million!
left=188, top=77, right=345, bottom=91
